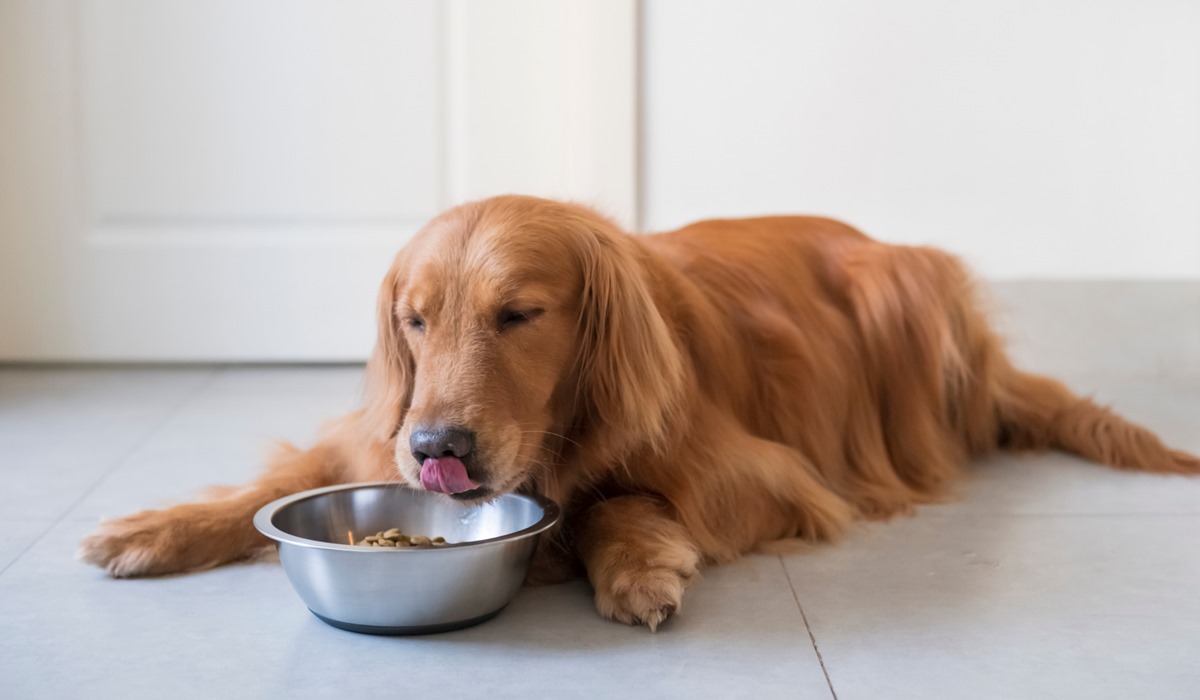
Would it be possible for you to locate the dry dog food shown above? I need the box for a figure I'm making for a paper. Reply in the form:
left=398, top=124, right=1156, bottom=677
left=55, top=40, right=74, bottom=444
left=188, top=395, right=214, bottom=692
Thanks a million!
left=351, top=528, right=448, bottom=548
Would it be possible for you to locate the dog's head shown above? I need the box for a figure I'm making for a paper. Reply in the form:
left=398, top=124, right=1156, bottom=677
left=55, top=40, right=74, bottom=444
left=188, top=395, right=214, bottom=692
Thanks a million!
left=362, top=196, right=683, bottom=502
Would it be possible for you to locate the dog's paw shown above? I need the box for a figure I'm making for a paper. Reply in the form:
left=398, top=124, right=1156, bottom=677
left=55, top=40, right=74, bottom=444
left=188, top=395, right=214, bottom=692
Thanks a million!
left=593, top=565, right=692, bottom=632
left=78, top=510, right=180, bottom=577
left=78, top=508, right=214, bottom=578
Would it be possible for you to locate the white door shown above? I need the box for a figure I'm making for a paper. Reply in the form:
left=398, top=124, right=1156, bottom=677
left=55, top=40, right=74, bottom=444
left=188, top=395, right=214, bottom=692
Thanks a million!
left=0, top=0, right=636, bottom=361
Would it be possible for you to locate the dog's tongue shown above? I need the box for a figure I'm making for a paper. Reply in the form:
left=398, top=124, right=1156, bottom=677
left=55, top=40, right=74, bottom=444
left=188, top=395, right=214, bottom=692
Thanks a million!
left=420, top=457, right=480, bottom=495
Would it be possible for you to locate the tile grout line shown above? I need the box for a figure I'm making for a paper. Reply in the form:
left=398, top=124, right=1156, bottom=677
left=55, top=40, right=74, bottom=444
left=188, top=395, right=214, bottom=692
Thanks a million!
left=0, top=368, right=224, bottom=578
left=780, top=556, right=838, bottom=700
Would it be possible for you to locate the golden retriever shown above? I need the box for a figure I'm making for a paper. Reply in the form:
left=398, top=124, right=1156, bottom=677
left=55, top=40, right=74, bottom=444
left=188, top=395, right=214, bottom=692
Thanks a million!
left=80, top=195, right=1199, bottom=629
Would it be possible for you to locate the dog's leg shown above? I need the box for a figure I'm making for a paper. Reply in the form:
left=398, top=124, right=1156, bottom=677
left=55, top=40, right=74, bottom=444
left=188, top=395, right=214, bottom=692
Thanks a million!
left=78, top=441, right=350, bottom=577
left=995, top=367, right=1200, bottom=474
left=574, top=495, right=701, bottom=631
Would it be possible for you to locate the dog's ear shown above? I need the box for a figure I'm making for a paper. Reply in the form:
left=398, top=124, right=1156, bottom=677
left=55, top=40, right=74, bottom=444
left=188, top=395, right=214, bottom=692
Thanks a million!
left=361, top=261, right=413, bottom=443
left=574, top=219, right=685, bottom=454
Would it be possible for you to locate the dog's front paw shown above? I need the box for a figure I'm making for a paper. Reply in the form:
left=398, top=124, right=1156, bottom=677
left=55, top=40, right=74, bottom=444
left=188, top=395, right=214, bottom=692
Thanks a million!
left=78, top=509, right=191, bottom=577
left=77, top=503, right=252, bottom=578
left=593, top=565, right=692, bottom=631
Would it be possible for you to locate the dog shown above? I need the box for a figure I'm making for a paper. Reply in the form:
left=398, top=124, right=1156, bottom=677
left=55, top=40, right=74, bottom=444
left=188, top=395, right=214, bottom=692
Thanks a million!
left=79, top=195, right=1199, bottom=630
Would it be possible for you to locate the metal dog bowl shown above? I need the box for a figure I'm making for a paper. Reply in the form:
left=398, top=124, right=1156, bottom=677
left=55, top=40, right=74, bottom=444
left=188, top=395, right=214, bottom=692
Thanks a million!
left=254, top=482, right=560, bottom=635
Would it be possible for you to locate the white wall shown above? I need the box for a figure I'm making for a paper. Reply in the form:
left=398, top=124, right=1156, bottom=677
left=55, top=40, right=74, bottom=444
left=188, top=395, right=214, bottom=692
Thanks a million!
left=642, top=0, right=1200, bottom=279
left=3, top=1, right=1195, bottom=361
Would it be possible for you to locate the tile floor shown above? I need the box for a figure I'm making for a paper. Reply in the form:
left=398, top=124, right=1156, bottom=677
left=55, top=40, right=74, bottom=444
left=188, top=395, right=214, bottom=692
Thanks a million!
left=0, top=366, right=1197, bottom=699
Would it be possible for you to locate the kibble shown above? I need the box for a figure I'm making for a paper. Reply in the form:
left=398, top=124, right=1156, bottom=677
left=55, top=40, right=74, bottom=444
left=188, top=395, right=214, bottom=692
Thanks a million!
left=352, top=529, right=449, bottom=548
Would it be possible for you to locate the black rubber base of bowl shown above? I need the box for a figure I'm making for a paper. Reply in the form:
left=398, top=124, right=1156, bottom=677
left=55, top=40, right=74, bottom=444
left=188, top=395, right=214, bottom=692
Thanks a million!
left=310, top=607, right=504, bottom=636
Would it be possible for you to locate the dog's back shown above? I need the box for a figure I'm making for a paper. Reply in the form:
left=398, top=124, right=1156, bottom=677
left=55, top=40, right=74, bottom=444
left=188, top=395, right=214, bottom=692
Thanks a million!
left=641, top=216, right=1198, bottom=519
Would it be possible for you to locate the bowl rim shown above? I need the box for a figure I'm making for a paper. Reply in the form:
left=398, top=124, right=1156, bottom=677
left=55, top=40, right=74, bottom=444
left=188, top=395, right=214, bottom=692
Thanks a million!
left=253, top=481, right=561, bottom=552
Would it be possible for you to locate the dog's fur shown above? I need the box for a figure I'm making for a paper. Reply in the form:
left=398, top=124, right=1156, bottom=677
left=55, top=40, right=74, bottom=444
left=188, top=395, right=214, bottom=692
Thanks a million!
left=79, top=195, right=1200, bottom=629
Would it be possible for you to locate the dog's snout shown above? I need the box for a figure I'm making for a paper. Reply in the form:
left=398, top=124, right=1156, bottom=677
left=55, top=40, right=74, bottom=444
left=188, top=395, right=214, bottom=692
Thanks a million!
left=409, top=425, right=476, bottom=463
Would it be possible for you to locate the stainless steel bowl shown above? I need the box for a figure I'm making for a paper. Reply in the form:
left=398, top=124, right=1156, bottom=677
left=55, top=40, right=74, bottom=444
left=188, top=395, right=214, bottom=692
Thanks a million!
left=253, top=482, right=560, bottom=635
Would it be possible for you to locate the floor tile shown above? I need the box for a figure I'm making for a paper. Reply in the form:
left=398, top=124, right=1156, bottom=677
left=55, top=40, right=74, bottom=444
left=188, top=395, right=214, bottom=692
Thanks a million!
left=4, top=368, right=1197, bottom=700
left=936, top=451, right=1200, bottom=516
left=784, top=515, right=1200, bottom=700
left=0, top=368, right=215, bottom=519
left=987, top=280, right=1200, bottom=381
left=68, top=368, right=366, bottom=520
left=1, top=520, right=829, bottom=700
left=0, top=520, right=54, bottom=573
left=203, top=365, right=365, bottom=396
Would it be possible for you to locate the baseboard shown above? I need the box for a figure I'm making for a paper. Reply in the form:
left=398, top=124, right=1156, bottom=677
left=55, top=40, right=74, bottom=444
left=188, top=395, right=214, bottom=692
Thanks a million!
left=2, top=281, right=1195, bottom=379
left=983, top=280, right=1200, bottom=381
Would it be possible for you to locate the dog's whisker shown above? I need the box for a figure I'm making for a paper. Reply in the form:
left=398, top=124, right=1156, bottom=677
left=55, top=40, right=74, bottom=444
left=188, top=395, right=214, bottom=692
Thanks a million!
left=516, top=428, right=582, bottom=449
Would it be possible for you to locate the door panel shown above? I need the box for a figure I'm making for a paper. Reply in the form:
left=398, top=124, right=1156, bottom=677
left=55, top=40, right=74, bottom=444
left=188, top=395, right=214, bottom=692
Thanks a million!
left=82, top=0, right=440, bottom=222
left=0, top=0, right=636, bottom=361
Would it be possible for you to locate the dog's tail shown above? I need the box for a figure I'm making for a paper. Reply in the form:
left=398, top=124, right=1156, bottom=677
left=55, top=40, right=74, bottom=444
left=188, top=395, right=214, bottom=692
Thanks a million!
left=994, top=368, right=1199, bottom=474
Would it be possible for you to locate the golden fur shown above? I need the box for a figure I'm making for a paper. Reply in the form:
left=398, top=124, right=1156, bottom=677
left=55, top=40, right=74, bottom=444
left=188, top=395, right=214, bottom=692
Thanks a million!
left=80, top=195, right=1200, bottom=630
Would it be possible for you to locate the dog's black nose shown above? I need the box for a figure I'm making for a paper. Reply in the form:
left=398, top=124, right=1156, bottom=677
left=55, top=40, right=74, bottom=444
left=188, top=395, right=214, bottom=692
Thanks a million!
left=410, top=426, right=475, bottom=463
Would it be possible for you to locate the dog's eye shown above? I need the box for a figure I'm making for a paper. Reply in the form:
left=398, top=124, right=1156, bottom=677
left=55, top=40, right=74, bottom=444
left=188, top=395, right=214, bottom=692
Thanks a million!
left=405, top=316, right=425, bottom=332
left=498, top=308, right=544, bottom=331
